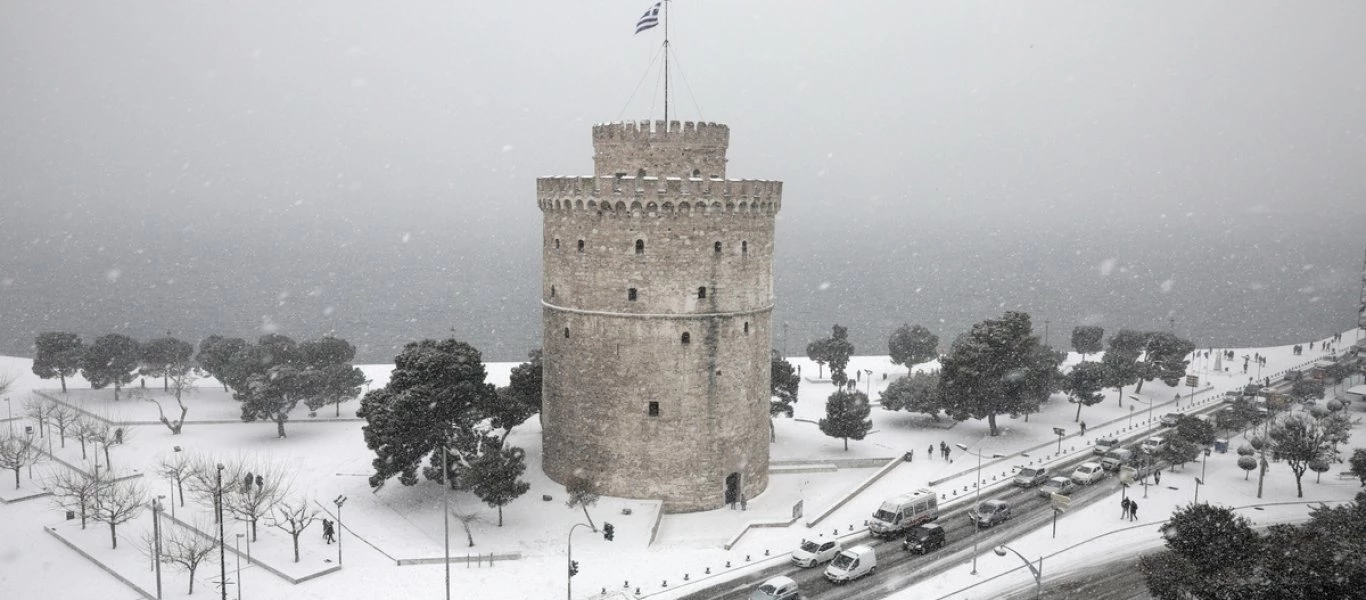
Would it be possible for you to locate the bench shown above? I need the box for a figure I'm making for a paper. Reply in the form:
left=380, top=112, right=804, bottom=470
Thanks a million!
left=1337, top=471, right=1358, bottom=481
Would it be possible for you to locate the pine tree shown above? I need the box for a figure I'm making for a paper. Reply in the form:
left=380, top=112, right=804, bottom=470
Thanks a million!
left=471, top=446, right=531, bottom=526
left=32, top=332, right=84, bottom=393
left=888, top=324, right=939, bottom=368
left=819, top=389, right=872, bottom=450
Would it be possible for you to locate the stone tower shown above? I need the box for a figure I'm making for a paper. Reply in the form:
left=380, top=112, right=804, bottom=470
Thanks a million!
left=538, top=120, right=782, bottom=513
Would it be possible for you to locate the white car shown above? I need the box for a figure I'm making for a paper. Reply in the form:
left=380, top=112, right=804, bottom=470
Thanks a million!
left=1140, top=436, right=1166, bottom=454
left=1071, top=462, right=1106, bottom=486
left=791, top=538, right=841, bottom=568
left=1038, top=476, right=1077, bottom=498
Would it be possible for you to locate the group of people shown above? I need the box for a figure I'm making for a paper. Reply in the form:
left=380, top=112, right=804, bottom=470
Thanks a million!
left=1120, top=497, right=1140, bottom=521
left=907, top=441, right=955, bottom=462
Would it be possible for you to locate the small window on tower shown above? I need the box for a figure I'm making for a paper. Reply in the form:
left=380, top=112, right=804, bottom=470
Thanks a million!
left=681, top=332, right=691, bottom=345
left=551, top=285, right=556, bottom=298
left=635, top=239, right=645, bottom=254
left=697, top=287, right=707, bottom=299
left=744, top=322, right=750, bottom=334
left=637, top=168, right=646, bottom=178
left=555, top=238, right=560, bottom=249
left=628, top=288, right=637, bottom=302
left=564, top=327, right=570, bottom=338
left=714, top=241, right=722, bottom=254
left=647, top=402, right=660, bottom=417
left=577, top=239, right=585, bottom=252
left=742, top=241, right=748, bottom=254
left=692, top=168, right=701, bottom=177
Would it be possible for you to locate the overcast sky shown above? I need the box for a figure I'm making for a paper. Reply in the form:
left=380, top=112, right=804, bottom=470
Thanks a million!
left=2, top=1, right=1364, bottom=359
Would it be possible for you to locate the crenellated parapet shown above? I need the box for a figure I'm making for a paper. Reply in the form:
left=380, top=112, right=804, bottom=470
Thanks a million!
left=592, top=121, right=730, bottom=179
left=536, top=176, right=782, bottom=216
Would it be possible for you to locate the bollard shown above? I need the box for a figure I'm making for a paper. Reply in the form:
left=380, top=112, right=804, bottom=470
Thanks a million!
left=746, top=555, right=751, bottom=562
left=705, top=567, right=711, bottom=574
left=624, top=581, right=629, bottom=588
left=602, top=588, right=607, bottom=595
left=684, top=573, right=689, bottom=581
left=636, top=588, right=641, bottom=596
left=833, top=529, right=838, bottom=536
left=765, top=549, right=770, bottom=556
left=726, top=561, right=731, bottom=568
left=952, top=489, right=957, bottom=496
left=848, top=524, right=854, bottom=531
left=663, top=580, right=668, bottom=588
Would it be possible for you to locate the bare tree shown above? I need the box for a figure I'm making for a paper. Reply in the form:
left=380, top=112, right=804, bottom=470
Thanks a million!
left=450, top=508, right=481, bottom=548
left=185, top=455, right=239, bottom=524
left=91, top=476, right=146, bottom=548
left=222, top=460, right=289, bottom=542
left=157, top=452, right=193, bottom=508
left=0, top=432, right=38, bottom=489
left=146, top=371, right=199, bottom=435
left=49, top=466, right=107, bottom=528
left=22, top=396, right=55, bottom=438
left=88, top=418, right=132, bottom=473
left=47, top=403, right=79, bottom=449
left=271, top=497, right=319, bottom=563
left=70, top=415, right=102, bottom=461
left=160, top=520, right=218, bottom=594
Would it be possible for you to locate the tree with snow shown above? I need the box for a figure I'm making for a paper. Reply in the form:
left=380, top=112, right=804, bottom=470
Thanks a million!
left=1070, top=325, right=1105, bottom=358
left=1064, top=361, right=1106, bottom=422
left=470, top=445, right=531, bottom=526
left=1263, top=410, right=1336, bottom=498
left=299, top=336, right=368, bottom=417
left=157, top=452, right=192, bottom=508
left=357, top=338, right=497, bottom=489
left=223, top=461, right=289, bottom=542
left=1132, top=331, right=1194, bottom=394
left=91, top=476, right=146, bottom=549
left=50, top=467, right=106, bottom=529
left=937, top=312, right=1062, bottom=436
left=770, top=351, right=799, bottom=417
left=159, top=520, right=218, bottom=594
left=825, top=325, right=855, bottom=387
left=1100, top=329, right=1145, bottom=407
left=272, top=497, right=320, bottom=563
left=0, top=432, right=38, bottom=489
left=564, top=474, right=600, bottom=531
left=139, top=336, right=194, bottom=392
left=195, top=335, right=248, bottom=392
left=879, top=371, right=942, bottom=421
left=47, top=403, right=79, bottom=448
left=506, top=348, right=543, bottom=417
left=819, top=389, right=872, bottom=450
left=32, top=332, right=84, bottom=393
left=888, top=324, right=938, bottom=369
left=1139, top=503, right=1260, bottom=599
left=80, top=334, right=140, bottom=401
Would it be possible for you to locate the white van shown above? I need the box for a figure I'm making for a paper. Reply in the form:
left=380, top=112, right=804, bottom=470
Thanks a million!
left=868, top=488, right=938, bottom=538
left=824, top=544, right=877, bottom=583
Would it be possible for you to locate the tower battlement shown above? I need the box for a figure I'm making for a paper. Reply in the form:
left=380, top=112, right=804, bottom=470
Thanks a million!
left=536, top=176, right=781, bottom=215
left=591, top=121, right=730, bottom=179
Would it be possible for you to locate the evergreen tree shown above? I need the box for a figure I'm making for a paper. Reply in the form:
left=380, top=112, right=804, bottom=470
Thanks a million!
left=470, top=446, right=531, bottom=526
left=357, top=338, right=496, bottom=489
left=1101, top=329, right=1145, bottom=407
left=1350, top=448, right=1366, bottom=487
left=139, top=336, right=194, bottom=391
left=887, top=324, right=939, bottom=368
left=506, top=349, right=543, bottom=416
left=195, top=335, right=247, bottom=391
left=879, top=371, right=942, bottom=421
left=1070, top=325, right=1105, bottom=358
left=32, top=332, right=84, bottom=393
left=1139, top=503, right=1261, bottom=599
left=825, top=325, right=855, bottom=387
left=564, top=474, right=600, bottom=531
left=1173, top=414, right=1216, bottom=447
left=299, top=337, right=367, bottom=417
left=818, top=389, right=872, bottom=450
left=805, top=338, right=831, bottom=379
left=770, top=350, right=799, bottom=417
left=937, top=312, right=1061, bottom=436
left=80, top=334, right=140, bottom=401
left=1265, top=410, right=1335, bottom=498
left=1064, top=361, right=1106, bottom=422
left=1133, top=331, right=1195, bottom=394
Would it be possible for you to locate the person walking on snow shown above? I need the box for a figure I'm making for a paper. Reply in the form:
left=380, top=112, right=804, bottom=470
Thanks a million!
left=1154, top=469, right=1161, bottom=485
left=1080, top=421, right=1087, bottom=436
left=1129, top=500, right=1139, bottom=521
left=928, top=444, right=935, bottom=460
left=1121, top=497, right=1131, bottom=520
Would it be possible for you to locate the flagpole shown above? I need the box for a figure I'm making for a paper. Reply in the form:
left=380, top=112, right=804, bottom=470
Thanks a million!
left=663, top=0, right=670, bottom=124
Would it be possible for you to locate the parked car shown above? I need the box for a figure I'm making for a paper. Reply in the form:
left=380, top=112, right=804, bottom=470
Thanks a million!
left=1038, top=476, right=1077, bottom=498
left=1160, top=413, right=1181, bottom=427
left=824, top=545, right=877, bottom=583
left=1140, top=436, right=1166, bottom=454
left=1071, top=462, right=1106, bottom=485
left=903, top=523, right=946, bottom=554
left=1093, top=436, right=1120, bottom=455
left=750, top=576, right=799, bottom=600
left=1101, top=448, right=1134, bottom=472
left=791, top=538, right=841, bottom=568
left=968, top=499, right=1013, bottom=528
left=1013, top=466, right=1049, bottom=487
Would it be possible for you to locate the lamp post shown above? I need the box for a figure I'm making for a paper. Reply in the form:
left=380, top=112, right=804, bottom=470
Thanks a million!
left=956, top=443, right=1003, bottom=575
left=3, top=397, right=12, bottom=434
left=332, top=495, right=346, bottom=568
left=216, top=463, right=227, bottom=600
left=993, top=544, right=1043, bottom=600
left=567, top=521, right=615, bottom=600
left=234, top=534, right=243, bottom=600
left=151, top=496, right=164, bottom=600
left=862, top=369, right=873, bottom=398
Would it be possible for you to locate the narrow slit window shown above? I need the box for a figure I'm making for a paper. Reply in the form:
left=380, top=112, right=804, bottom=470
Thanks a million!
left=637, top=168, right=646, bottom=178
left=648, top=401, right=660, bottom=417
left=741, top=241, right=748, bottom=254
left=551, top=285, right=556, bottom=298
left=577, top=239, right=585, bottom=252
left=697, top=287, right=707, bottom=299
left=714, top=241, right=722, bottom=254
left=564, top=327, right=570, bottom=338
left=744, top=322, right=750, bottom=334
left=555, top=238, right=561, bottom=249
left=628, top=288, right=637, bottom=301
left=635, top=239, right=645, bottom=255
left=681, top=332, right=691, bottom=345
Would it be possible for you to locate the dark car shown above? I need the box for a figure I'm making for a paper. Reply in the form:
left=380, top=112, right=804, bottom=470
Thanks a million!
left=1160, top=413, right=1181, bottom=427
left=968, top=499, right=1012, bottom=528
left=902, top=523, right=946, bottom=554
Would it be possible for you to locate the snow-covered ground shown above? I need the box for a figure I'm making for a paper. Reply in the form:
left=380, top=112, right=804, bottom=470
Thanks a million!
left=1, top=328, right=1362, bottom=600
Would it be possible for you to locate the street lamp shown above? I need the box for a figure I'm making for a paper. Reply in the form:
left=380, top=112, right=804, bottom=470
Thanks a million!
left=956, top=443, right=1003, bottom=575
left=567, top=522, right=615, bottom=600
left=216, top=463, right=226, bottom=600
left=234, top=534, right=243, bottom=600
left=862, top=369, right=873, bottom=398
left=151, top=496, right=164, bottom=600
left=3, top=397, right=11, bottom=434
left=993, top=544, right=1042, bottom=600
left=332, top=495, right=347, bottom=568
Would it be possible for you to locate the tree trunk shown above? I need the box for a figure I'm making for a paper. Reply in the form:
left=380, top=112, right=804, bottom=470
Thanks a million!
left=12, top=467, right=19, bottom=489
left=336, top=402, right=341, bottom=417
left=79, top=437, right=86, bottom=459
left=581, top=506, right=596, bottom=531
left=1256, top=456, right=1267, bottom=499
left=1134, top=378, right=1145, bottom=394
left=58, top=426, right=66, bottom=448
left=843, top=437, right=849, bottom=451
left=251, top=518, right=258, bottom=542
left=498, top=505, right=504, bottom=527
left=178, top=480, right=185, bottom=506
left=187, top=566, right=196, bottom=594
left=114, top=381, right=121, bottom=402
left=988, top=413, right=999, bottom=436
left=293, top=532, right=300, bottom=563
left=770, top=419, right=775, bottom=443
left=1075, top=397, right=1083, bottom=422
left=60, top=374, right=68, bottom=394
left=1293, top=466, right=1305, bottom=498
left=110, top=523, right=118, bottom=549
left=276, top=415, right=287, bottom=438
left=163, top=374, right=168, bottom=392
left=1116, top=385, right=1124, bottom=407
left=104, top=446, right=112, bottom=471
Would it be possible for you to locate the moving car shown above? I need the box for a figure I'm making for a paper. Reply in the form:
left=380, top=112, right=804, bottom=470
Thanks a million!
left=1140, top=436, right=1166, bottom=454
left=791, top=538, right=841, bottom=568
left=1100, top=448, right=1134, bottom=472
left=750, top=575, right=799, bottom=600
left=1071, top=462, right=1106, bottom=485
left=1093, top=436, right=1120, bottom=455
left=825, top=545, right=877, bottom=583
left=968, top=499, right=1013, bottom=527
left=1038, top=476, right=1077, bottom=498
left=868, top=488, right=938, bottom=538
left=1013, top=466, right=1049, bottom=487
left=1160, top=413, right=1181, bottom=427
left=903, top=523, right=946, bottom=554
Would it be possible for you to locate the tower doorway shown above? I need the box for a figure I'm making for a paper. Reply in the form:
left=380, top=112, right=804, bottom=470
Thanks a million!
left=724, top=472, right=741, bottom=506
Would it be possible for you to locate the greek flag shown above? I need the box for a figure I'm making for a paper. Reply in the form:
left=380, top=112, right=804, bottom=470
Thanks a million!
left=635, top=2, right=661, bottom=34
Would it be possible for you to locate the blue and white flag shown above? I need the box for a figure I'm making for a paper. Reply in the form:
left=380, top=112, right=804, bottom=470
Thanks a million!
left=635, top=2, right=661, bottom=34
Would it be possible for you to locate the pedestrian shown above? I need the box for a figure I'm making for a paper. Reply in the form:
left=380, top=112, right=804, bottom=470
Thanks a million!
left=1079, top=421, right=1087, bottom=436
left=1129, top=499, right=1139, bottom=521
left=1121, top=497, right=1130, bottom=519
left=928, top=444, right=934, bottom=460
left=944, top=445, right=952, bottom=461
left=1154, top=469, right=1161, bottom=485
